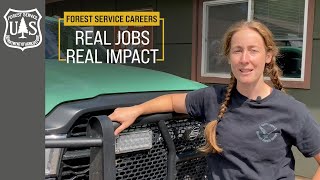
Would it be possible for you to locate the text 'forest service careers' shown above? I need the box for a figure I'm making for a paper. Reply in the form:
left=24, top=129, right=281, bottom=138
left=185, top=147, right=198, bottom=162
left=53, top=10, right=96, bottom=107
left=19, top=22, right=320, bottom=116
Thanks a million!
left=60, top=12, right=165, bottom=64
left=3, top=8, right=42, bottom=51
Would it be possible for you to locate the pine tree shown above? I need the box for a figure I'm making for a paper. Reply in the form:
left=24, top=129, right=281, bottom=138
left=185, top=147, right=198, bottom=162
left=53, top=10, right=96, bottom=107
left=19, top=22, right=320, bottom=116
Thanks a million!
left=18, top=17, right=28, bottom=39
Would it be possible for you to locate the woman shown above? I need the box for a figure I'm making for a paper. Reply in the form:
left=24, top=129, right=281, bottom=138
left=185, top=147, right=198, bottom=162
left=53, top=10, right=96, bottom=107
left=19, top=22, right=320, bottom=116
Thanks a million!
left=108, top=20, right=320, bottom=180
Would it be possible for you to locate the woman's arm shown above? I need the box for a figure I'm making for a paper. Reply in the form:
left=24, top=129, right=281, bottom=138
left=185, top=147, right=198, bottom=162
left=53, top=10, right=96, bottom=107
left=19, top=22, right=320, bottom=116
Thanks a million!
left=108, top=93, right=187, bottom=135
left=312, top=152, right=320, bottom=180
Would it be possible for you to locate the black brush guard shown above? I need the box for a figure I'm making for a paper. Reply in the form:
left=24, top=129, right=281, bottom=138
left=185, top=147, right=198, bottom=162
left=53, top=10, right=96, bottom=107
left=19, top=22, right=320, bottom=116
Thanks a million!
left=45, top=113, right=208, bottom=180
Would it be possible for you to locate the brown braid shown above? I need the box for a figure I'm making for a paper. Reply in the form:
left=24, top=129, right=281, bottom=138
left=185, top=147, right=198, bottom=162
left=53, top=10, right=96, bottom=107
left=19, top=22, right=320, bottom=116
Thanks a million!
left=265, top=59, right=286, bottom=92
left=199, top=73, right=236, bottom=153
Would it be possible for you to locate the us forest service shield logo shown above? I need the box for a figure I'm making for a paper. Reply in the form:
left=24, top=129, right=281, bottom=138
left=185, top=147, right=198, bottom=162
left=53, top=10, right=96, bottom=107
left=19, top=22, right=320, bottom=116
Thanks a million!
left=3, top=8, right=42, bottom=51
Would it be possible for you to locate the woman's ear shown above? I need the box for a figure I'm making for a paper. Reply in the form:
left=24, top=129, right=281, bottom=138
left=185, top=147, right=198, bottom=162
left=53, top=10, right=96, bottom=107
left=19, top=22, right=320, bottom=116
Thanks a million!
left=265, top=51, right=272, bottom=64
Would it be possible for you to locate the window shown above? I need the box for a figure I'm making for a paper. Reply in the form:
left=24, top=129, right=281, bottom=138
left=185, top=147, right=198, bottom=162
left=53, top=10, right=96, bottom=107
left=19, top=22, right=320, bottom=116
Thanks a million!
left=192, top=0, right=315, bottom=88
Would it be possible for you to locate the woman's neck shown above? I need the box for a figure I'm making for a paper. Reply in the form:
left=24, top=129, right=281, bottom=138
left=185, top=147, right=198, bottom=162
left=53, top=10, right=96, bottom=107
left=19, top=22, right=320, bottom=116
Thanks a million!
left=236, top=81, right=272, bottom=100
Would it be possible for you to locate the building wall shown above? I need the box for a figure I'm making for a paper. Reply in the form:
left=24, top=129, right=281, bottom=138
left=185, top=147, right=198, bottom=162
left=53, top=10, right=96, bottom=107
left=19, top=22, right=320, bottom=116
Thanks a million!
left=46, top=0, right=319, bottom=177
left=290, top=0, right=320, bottom=177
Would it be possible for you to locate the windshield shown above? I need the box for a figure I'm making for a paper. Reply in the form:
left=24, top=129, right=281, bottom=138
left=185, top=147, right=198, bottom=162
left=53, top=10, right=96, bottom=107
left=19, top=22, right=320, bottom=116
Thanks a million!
left=45, top=16, right=107, bottom=61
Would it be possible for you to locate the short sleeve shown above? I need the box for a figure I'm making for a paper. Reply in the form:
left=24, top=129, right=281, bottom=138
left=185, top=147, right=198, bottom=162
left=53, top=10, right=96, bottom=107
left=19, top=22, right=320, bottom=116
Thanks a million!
left=185, top=88, right=206, bottom=119
left=185, top=86, right=225, bottom=121
left=295, top=111, right=320, bottom=157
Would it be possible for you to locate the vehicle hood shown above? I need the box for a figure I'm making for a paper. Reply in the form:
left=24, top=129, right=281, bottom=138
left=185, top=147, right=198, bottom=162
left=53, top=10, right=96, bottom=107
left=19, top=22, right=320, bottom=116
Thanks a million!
left=45, top=60, right=206, bottom=115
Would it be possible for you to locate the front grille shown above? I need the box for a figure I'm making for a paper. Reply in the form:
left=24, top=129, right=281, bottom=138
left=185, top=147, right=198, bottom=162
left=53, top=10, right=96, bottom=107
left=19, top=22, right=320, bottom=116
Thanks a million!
left=60, top=116, right=91, bottom=180
left=60, top=152, right=90, bottom=180
left=115, top=124, right=167, bottom=180
left=166, top=118, right=205, bottom=154
left=59, top=113, right=207, bottom=180
left=176, top=157, right=207, bottom=180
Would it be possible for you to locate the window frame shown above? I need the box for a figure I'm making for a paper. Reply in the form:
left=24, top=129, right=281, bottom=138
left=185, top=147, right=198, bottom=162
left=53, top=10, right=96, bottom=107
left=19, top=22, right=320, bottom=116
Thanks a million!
left=191, top=0, right=315, bottom=89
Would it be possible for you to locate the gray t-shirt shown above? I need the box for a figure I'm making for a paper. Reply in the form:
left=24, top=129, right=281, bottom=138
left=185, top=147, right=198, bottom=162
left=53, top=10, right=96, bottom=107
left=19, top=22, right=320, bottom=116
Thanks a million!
left=186, top=86, right=320, bottom=180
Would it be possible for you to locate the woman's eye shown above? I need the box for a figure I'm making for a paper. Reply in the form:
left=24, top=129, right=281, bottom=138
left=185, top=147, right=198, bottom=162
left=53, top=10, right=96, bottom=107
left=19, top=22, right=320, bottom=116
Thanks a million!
left=233, top=49, right=241, bottom=53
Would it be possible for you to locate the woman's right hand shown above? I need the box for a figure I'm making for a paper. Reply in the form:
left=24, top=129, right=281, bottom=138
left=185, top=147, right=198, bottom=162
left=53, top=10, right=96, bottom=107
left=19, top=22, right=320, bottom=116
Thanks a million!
left=108, top=93, right=187, bottom=135
left=108, top=106, right=142, bottom=135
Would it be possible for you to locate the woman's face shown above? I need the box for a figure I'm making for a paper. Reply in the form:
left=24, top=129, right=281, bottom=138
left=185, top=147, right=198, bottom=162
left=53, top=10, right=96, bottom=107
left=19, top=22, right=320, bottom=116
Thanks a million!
left=229, top=28, right=272, bottom=86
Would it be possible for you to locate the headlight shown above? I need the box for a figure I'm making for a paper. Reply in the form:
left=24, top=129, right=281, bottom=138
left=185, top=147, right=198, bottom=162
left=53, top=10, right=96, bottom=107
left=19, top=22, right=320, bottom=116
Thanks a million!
left=45, top=135, right=66, bottom=177
left=115, top=130, right=153, bottom=154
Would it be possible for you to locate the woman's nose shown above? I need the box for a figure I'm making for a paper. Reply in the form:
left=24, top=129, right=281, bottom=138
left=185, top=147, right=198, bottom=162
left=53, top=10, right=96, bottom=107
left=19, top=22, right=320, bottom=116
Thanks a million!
left=239, top=51, right=249, bottom=64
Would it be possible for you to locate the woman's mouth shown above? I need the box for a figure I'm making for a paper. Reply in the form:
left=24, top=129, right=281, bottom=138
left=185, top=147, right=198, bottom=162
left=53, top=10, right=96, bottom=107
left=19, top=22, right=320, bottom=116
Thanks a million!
left=239, top=69, right=253, bottom=75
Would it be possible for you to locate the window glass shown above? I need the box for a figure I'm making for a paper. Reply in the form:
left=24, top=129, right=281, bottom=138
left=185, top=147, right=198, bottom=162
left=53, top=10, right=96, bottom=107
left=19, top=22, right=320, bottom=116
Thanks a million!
left=202, top=0, right=306, bottom=79
left=203, top=1, right=248, bottom=77
left=254, top=0, right=305, bottom=78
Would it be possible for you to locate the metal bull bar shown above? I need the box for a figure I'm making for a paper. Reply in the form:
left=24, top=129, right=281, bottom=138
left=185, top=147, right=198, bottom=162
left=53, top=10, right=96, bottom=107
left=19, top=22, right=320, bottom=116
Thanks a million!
left=45, top=114, right=181, bottom=180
